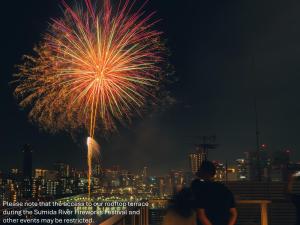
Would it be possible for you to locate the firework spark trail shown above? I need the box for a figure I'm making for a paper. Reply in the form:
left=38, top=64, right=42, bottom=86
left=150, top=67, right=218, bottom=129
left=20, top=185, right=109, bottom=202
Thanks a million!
left=14, top=0, right=166, bottom=195
left=87, top=137, right=100, bottom=194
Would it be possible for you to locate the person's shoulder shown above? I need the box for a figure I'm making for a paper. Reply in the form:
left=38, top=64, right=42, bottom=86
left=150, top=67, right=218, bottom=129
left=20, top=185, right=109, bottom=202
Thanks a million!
left=191, top=179, right=206, bottom=192
left=213, top=181, right=228, bottom=187
left=213, top=181, right=227, bottom=187
left=211, top=182, right=232, bottom=192
left=191, top=178, right=201, bottom=187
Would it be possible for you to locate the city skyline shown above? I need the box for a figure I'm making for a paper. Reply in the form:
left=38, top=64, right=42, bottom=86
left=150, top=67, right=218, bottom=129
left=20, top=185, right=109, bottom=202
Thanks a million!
left=0, top=142, right=295, bottom=179
left=2, top=0, right=300, bottom=175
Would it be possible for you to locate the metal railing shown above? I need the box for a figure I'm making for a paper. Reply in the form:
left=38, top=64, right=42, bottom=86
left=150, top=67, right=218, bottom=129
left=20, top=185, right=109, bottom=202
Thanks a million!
left=237, top=200, right=271, bottom=225
left=99, top=200, right=271, bottom=225
left=99, top=206, right=149, bottom=225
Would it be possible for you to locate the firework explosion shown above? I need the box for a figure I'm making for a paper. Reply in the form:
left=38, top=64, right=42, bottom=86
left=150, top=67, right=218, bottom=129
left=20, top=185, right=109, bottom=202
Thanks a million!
left=14, top=0, right=166, bottom=195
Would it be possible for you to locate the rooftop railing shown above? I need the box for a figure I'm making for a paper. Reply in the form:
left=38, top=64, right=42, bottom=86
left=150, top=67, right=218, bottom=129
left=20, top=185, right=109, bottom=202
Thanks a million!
left=237, top=200, right=271, bottom=225
left=99, top=200, right=271, bottom=225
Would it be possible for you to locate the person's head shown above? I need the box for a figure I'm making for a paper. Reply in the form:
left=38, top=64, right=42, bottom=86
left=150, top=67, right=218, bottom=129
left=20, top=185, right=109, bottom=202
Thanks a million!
left=196, top=161, right=216, bottom=180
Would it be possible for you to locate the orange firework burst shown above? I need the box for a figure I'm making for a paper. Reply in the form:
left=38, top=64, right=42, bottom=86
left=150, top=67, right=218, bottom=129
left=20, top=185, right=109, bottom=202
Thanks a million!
left=14, top=0, right=165, bottom=135
left=14, top=0, right=167, bottom=195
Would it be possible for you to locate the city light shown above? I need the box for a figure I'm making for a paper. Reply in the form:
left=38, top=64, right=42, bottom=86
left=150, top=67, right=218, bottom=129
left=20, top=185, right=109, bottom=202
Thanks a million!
left=13, top=0, right=167, bottom=195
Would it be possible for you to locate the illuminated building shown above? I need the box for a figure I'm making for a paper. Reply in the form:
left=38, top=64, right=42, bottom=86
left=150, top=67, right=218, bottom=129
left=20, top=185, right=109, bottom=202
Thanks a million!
left=77, top=178, right=88, bottom=193
left=236, top=158, right=248, bottom=181
left=54, top=162, right=70, bottom=178
left=259, top=146, right=272, bottom=181
left=148, top=176, right=160, bottom=196
left=155, top=176, right=172, bottom=197
left=142, top=166, right=148, bottom=179
left=93, top=163, right=102, bottom=176
left=157, top=176, right=165, bottom=197
left=271, top=149, right=291, bottom=182
left=189, top=147, right=206, bottom=174
left=213, top=161, right=226, bottom=181
left=226, top=167, right=237, bottom=181
left=169, top=170, right=184, bottom=192
left=119, top=170, right=131, bottom=187
left=209, top=161, right=238, bottom=182
left=103, top=168, right=121, bottom=187
left=246, top=151, right=266, bottom=181
left=34, top=169, right=48, bottom=178
left=245, top=144, right=272, bottom=181
left=54, top=164, right=76, bottom=195
left=44, top=170, right=58, bottom=180
left=46, top=180, right=59, bottom=195
left=10, top=168, right=19, bottom=175
left=31, top=178, right=37, bottom=199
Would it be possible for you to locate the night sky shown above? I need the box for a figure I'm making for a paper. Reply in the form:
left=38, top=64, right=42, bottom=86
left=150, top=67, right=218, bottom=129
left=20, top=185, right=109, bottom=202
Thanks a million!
left=1, top=0, right=300, bottom=175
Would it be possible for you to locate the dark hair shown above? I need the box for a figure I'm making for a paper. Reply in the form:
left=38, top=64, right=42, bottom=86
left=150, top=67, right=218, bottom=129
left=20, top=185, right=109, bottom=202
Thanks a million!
left=167, top=188, right=195, bottom=218
left=196, top=161, right=216, bottom=177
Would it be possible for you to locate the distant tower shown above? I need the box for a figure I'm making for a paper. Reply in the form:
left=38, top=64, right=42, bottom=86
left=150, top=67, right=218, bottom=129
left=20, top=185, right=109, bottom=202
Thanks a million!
left=142, top=166, right=148, bottom=184
left=143, top=166, right=148, bottom=178
left=189, top=146, right=206, bottom=174
left=22, top=144, right=33, bottom=199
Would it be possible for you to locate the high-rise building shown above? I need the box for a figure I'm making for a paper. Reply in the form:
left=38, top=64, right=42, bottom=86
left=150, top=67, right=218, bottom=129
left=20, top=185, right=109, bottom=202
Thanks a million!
left=226, top=167, right=237, bottom=181
left=213, top=161, right=226, bottom=181
left=245, top=146, right=272, bottom=182
left=103, top=168, right=121, bottom=187
left=246, top=151, right=262, bottom=181
left=93, top=163, right=102, bottom=176
left=169, top=170, right=187, bottom=193
left=34, top=169, right=48, bottom=178
left=155, top=175, right=173, bottom=197
left=142, top=166, right=148, bottom=185
left=44, top=170, right=58, bottom=180
left=189, top=147, right=206, bottom=174
left=142, top=166, right=148, bottom=177
left=271, top=149, right=291, bottom=182
left=54, top=163, right=70, bottom=178
left=236, top=158, right=248, bottom=181
left=46, top=180, right=59, bottom=196
left=22, top=144, right=33, bottom=199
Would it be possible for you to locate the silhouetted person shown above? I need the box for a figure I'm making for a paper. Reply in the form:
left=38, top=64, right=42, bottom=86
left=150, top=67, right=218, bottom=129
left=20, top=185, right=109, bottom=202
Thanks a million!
left=162, top=188, right=197, bottom=225
left=191, top=161, right=237, bottom=225
left=287, top=172, right=300, bottom=225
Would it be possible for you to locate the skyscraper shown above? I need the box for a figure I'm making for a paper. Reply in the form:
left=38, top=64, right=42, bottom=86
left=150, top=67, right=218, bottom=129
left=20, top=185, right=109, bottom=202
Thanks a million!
left=54, top=162, right=70, bottom=178
left=213, top=161, right=226, bottom=181
left=271, top=149, right=291, bottom=182
left=22, top=144, right=33, bottom=199
left=143, top=166, right=148, bottom=178
left=93, top=163, right=102, bottom=177
left=189, top=147, right=206, bottom=174
left=236, top=158, right=248, bottom=180
left=246, top=145, right=272, bottom=182
left=245, top=151, right=259, bottom=181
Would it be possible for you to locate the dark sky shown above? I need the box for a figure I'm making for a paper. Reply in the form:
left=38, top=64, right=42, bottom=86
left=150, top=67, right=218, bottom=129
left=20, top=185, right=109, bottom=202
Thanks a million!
left=1, top=0, right=300, bottom=175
